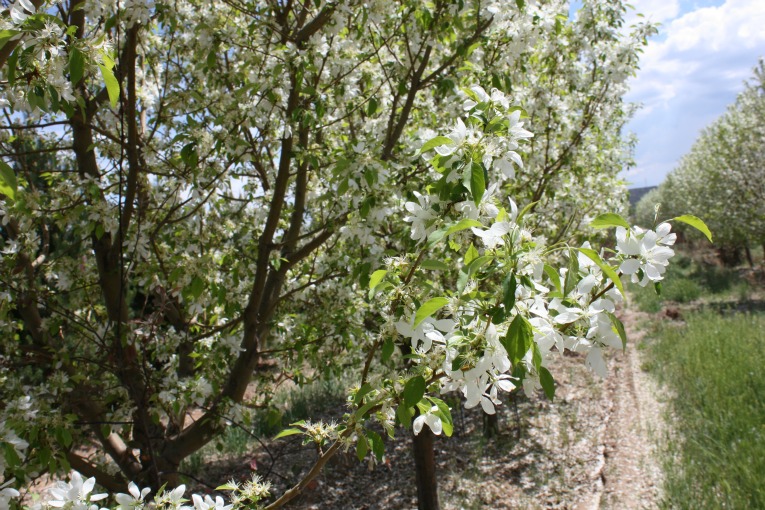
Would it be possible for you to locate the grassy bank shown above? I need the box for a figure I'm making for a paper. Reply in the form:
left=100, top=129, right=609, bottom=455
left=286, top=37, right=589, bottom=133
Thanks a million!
left=629, top=253, right=754, bottom=313
left=646, top=312, right=765, bottom=509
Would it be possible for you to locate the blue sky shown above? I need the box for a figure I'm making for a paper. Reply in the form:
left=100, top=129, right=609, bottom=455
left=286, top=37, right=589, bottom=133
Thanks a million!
left=617, top=0, right=765, bottom=188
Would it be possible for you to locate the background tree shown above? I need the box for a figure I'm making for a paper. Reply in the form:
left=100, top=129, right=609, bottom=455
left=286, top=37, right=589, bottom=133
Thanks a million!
left=637, top=58, right=765, bottom=265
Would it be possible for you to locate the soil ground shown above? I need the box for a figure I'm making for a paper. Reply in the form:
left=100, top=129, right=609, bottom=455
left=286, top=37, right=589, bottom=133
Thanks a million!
left=193, top=308, right=666, bottom=509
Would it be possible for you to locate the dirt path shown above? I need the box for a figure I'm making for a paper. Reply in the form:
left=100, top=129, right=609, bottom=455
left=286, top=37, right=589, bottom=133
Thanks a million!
left=588, top=309, right=665, bottom=509
left=186, top=309, right=668, bottom=509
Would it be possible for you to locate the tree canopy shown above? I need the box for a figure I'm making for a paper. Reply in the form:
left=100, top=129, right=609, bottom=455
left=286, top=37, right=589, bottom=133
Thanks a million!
left=636, top=59, right=765, bottom=250
left=0, top=1, right=688, bottom=508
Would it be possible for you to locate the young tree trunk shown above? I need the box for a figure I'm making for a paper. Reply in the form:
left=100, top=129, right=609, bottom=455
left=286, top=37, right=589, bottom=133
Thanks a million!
left=745, top=245, right=754, bottom=268
left=483, top=412, right=499, bottom=439
left=412, top=427, right=439, bottom=510
left=718, top=246, right=742, bottom=267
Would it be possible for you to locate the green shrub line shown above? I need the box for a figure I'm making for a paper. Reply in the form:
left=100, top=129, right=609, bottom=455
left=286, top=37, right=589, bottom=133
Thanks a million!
left=630, top=254, right=753, bottom=313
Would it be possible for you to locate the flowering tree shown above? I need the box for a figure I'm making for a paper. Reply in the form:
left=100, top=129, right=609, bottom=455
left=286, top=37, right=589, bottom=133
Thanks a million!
left=0, top=0, right=708, bottom=509
left=637, top=59, right=764, bottom=262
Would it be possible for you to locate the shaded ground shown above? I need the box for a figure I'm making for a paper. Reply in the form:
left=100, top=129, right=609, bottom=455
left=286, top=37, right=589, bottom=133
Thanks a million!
left=189, top=309, right=665, bottom=509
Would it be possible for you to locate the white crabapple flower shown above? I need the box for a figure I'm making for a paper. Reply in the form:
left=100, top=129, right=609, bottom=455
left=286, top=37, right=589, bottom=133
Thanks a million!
left=493, top=155, right=521, bottom=180
left=395, top=317, right=454, bottom=353
left=48, top=472, right=108, bottom=510
left=9, top=0, right=35, bottom=25
left=441, top=323, right=512, bottom=414
left=403, top=191, right=438, bottom=242
left=456, top=183, right=500, bottom=220
left=154, top=485, right=186, bottom=508
left=1, top=479, right=21, bottom=510
left=413, top=406, right=443, bottom=436
left=461, top=85, right=509, bottom=110
left=471, top=221, right=511, bottom=249
left=115, top=482, right=150, bottom=510
left=191, top=494, right=233, bottom=510
left=433, top=118, right=468, bottom=157
left=507, top=109, right=533, bottom=146
left=616, top=223, right=676, bottom=286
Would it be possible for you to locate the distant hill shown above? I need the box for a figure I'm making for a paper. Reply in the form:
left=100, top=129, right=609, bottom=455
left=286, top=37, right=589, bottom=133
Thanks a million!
left=628, top=186, right=657, bottom=208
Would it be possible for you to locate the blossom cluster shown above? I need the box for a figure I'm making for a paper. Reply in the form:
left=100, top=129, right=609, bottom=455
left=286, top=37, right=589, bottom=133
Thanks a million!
left=0, top=474, right=272, bottom=510
left=384, top=86, right=686, bottom=435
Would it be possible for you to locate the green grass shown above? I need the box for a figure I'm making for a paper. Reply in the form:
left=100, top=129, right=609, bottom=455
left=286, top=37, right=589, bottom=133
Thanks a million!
left=647, top=312, right=765, bottom=509
left=629, top=254, right=752, bottom=312
left=179, top=375, right=347, bottom=476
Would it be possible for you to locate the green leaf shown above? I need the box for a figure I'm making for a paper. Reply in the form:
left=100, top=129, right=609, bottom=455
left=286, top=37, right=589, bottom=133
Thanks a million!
left=445, top=218, right=483, bottom=237
left=421, top=259, right=449, bottom=271
left=0, top=160, right=18, bottom=202
left=590, top=213, right=630, bottom=229
left=403, top=375, right=426, bottom=408
left=356, top=434, right=369, bottom=461
left=368, top=269, right=387, bottom=290
left=354, top=383, right=374, bottom=405
left=188, top=276, right=204, bottom=300
left=396, top=404, right=413, bottom=428
left=69, top=48, right=85, bottom=85
left=0, top=30, right=19, bottom=50
left=502, top=274, right=517, bottom=311
left=543, top=264, right=562, bottom=294
left=419, top=135, right=453, bottom=154
left=99, top=64, right=120, bottom=108
left=564, top=251, right=580, bottom=296
left=516, top=201, right=538, bottom=222
left=577, top=247, right=625, bottom=298
left=469, top=162, right=485, bottom=206
left=366, top=96, right=378, bottom=116
left=367, top=430, right=385, bottom=460
left=354, top=399, right=378, bottom=420
left=672, top=215, right=712, bottom=242
left=465, top=255, right=492, bottom=279
left=607, top=312, right=627, bottom=350
left=337, top=177, right=349, bottom=196
left=501, top=314, right=533, bottom=365
left=464, top=243, right=479, bottom=265
left=430, top=397, right=453, bottom=438
left=531, top=343, right=542, bottom=372
left=436, top=412, right=454, bottom=437
left=274, top=427, right=303, bottom=439
left=427, top=219, right=482, bottom=246
left=539, top=366, right=555, bottom=400
left=381, top=337, right=394, bottom=362
left=489, top=306, right=506, bottom=324
left=58, top=428, right=73, bottom=448
left=100, top=50, right=116, bottom=69
left=216, top=483, right=239, bottom=491
left=414, top=297, right=449, bottom=327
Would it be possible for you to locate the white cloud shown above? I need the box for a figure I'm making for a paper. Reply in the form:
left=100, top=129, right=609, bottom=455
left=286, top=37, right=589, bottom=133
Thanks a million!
left=631, top=0, right=765, bottom=112
left=626, top=0, right=680, bottom=26
left=623, top=0, right=765, bottom=186
left=666, top=0, right=765, bottom=52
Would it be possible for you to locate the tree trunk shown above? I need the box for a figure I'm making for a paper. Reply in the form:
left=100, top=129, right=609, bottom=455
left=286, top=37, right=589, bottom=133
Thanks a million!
left=483, top=412, right=499, bottom=439
left=718, top=246, right=742, bottom=267
left=412, top=427, right=439, bottom=510
left=745, top=245, right=754, bottom=268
